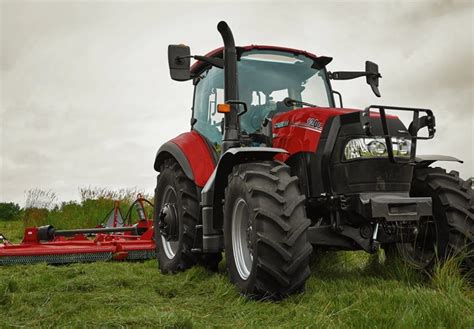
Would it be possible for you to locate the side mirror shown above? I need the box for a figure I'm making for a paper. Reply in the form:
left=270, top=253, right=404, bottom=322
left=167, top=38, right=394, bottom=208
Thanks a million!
left=329, top=61, right=382, bottom=97
left=168, top=45, right=191, bottom=81
left=365, top=61, right=381, bottom=97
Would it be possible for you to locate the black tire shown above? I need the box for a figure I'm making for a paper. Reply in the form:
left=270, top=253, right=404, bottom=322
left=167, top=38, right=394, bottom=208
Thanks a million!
left=223, top=161, right=312, bottom=299
left=154, top=159, right=221, bottom=273
left=387, top=167, right=473, bottom=270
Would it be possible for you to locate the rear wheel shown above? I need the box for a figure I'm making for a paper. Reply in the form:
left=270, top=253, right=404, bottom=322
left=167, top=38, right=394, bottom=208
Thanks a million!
left=154, top=159, right=221, bottom=273
left=224, top=161, right=312, bottom=299
left=386, top=167, right=473, bottom=271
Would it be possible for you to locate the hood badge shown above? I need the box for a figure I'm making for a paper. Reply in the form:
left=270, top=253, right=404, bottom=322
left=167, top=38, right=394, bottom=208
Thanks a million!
left=274, top=117, right=323, bottom=133
left=274, top=120, right=289, bottom=129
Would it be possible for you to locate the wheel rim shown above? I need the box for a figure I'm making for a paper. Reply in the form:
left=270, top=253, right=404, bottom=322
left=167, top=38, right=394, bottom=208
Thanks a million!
left=396, top=216, right=437, bottom=269
left=161, top=185, right=179, bottom=260
left=231, top=198, right=253, bottom=280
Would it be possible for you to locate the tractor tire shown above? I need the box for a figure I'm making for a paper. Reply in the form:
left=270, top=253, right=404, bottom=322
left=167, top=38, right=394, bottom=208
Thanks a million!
left=386, top=167, right=473, bottom=271
left=154, top=159, right=221, bottom=273
left=223, top=161, right=312, bottom=299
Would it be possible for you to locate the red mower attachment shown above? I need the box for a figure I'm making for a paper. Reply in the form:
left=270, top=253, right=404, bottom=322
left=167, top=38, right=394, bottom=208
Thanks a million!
left=0, top=196, right=156, bottom=266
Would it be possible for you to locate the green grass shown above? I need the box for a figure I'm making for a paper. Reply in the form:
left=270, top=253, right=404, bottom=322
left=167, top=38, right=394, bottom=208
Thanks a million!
left=1, top=188, right=473, bottom=328
left=1, top=219, right=473, bottom=328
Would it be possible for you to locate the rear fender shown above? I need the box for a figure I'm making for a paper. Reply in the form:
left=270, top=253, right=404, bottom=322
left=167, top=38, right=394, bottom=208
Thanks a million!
left=154, top=131, right=217, bottom=188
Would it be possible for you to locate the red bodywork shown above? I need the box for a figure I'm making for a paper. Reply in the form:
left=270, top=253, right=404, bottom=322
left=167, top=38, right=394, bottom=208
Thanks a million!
left=167, top=130, right=216, bottom=187
left=170, top=107, right=400, bottom=186
left=271, top=107, right=358, bottom=162
left=170, top=107, right=363, bottom=186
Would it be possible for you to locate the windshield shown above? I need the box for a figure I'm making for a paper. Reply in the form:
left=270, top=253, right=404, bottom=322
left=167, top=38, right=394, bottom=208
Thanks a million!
left=193, top=49, right=333, bottom=144
left=238, top=50, right=333, bottom=133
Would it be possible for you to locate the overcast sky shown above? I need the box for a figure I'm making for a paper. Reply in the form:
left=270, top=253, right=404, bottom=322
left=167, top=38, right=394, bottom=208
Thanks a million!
left=1, top=0, right=473, bottom=205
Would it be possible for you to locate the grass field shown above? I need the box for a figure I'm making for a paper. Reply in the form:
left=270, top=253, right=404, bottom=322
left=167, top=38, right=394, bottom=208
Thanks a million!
left=1, top=218, right=473, bottom=328
left=1, top=191, right=473, bottom=328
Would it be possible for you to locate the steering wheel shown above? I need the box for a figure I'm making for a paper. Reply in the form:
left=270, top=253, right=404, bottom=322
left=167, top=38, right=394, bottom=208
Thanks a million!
left=240, top=105, right=275, bottom=132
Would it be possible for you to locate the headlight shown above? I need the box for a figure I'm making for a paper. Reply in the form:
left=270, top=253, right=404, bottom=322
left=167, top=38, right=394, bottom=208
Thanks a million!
left=344, top=137, right=411, bottom=160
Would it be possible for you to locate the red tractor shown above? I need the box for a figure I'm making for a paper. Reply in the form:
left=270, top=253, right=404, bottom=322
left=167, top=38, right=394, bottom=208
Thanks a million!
left=154, top=21, right=473, bottom=299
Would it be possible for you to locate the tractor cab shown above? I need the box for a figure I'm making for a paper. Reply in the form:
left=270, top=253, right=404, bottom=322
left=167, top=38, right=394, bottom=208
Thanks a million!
left=191, top=47, right=334, bottom=145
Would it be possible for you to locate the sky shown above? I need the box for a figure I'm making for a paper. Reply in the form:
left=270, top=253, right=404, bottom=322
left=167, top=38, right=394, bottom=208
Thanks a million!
left=1, top=0, right=473, bottom=205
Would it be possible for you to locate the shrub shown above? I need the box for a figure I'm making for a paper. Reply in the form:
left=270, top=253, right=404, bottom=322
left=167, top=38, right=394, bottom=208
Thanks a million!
left=0, top=203, right=22, bottom=221
left=23, top=208, right=49, bottom=227
left=19, top=187, right=154, bottom=229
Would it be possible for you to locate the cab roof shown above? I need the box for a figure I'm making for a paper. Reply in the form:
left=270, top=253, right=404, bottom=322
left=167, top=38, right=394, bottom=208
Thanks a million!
left=190, top=45, right=332, bottom=75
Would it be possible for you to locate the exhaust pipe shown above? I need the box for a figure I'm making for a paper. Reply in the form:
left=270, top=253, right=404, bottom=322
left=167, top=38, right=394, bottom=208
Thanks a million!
left=217, top=21, right=240, bottom=153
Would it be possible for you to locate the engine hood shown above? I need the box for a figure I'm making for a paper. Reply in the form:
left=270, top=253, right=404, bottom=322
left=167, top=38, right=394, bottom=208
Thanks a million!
left=272, top=106, right=398, bottom=128
left=271, top=107, right=355, bottom=159
left=271, top=106, right=402, bottom=161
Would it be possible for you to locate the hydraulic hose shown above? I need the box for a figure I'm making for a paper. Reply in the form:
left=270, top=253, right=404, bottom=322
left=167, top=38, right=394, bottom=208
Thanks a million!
left=124, top=197, right=154, bottom=225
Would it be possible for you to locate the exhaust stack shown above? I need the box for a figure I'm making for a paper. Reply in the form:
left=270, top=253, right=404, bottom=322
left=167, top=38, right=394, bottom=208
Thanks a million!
left=217, top=21, right=240, bottom=153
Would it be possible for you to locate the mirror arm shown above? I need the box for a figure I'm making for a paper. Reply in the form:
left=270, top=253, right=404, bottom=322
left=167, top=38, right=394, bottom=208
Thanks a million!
left=176, top=55, right=225, bottom=69
left=193, top=56, right=224, bottom=69
left=175, top=55, right=193, bottom=63
left=328, top=70, right=382, bottom=98
left=328, top=71, right=381, bottom=80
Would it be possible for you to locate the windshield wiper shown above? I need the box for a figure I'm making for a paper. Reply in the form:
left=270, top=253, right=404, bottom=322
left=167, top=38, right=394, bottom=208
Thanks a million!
left=283, top=97, right=318, bottom=108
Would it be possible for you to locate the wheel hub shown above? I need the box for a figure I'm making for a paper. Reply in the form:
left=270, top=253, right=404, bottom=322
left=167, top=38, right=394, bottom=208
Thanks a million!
left=232, top=198, right=253, bottom=280
left=158, top=203, right=179, bottom=241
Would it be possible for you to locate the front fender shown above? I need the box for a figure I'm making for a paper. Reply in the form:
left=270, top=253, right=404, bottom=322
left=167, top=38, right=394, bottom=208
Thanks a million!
left=415, top=154, right=463, bottom=168
left=200, top=147, right=288, bottom=252
left=202, top=146, right=289, bottom=205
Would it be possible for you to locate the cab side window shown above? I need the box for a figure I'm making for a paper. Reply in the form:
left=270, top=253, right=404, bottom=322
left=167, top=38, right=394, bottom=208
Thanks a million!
left=193, top=67, right=224, bottom=145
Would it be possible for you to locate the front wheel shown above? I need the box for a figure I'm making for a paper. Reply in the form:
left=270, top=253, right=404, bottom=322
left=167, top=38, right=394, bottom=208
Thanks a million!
left=224, top=161, right=312, bottom=299
left=386, top=167, right=473, bottom=271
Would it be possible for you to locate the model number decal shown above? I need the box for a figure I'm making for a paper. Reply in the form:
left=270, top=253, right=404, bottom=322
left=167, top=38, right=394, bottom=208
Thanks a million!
left=306, top=117, right=322, bottom=129
left=274, top=118, right=322, bottom=132
left=290, top=117, right=323, bottom=132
